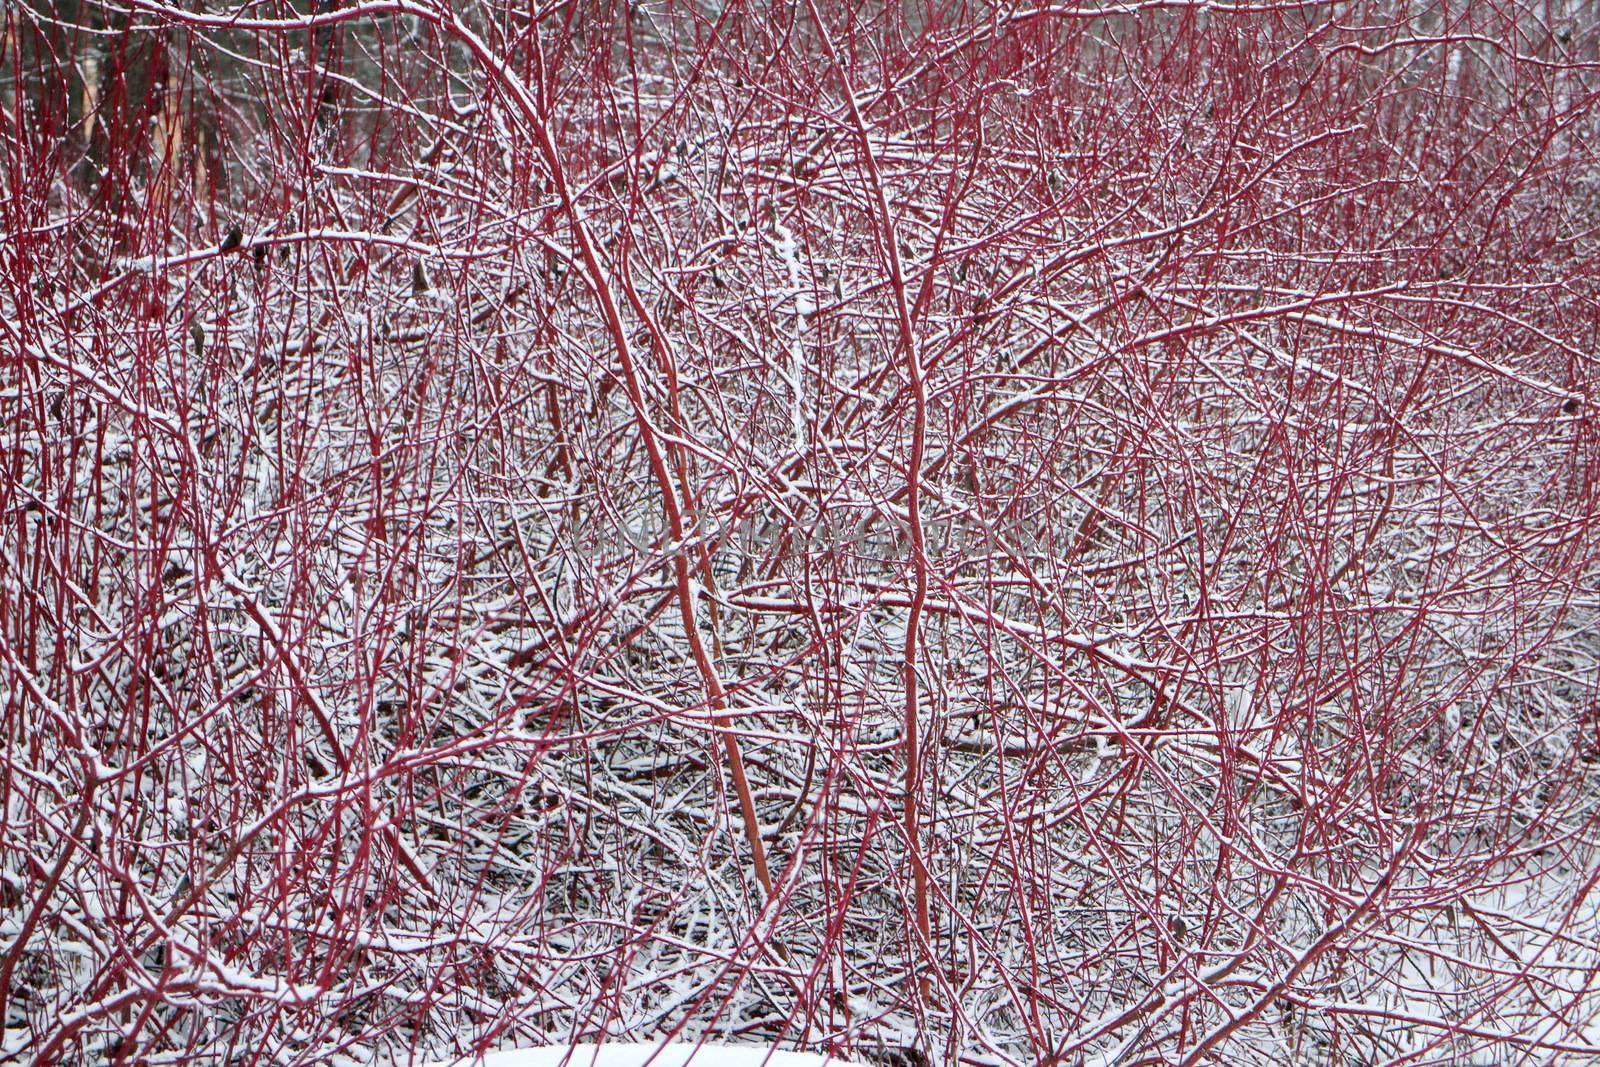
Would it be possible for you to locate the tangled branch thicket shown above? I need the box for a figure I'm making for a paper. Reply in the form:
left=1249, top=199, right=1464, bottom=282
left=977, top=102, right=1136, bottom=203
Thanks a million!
left=3, top=2, right=1600, bottom=1064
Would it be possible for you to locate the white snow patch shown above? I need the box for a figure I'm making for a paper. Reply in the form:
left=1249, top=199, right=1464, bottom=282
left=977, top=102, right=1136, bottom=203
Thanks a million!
left=427, top=1043, right=864, bottom=1067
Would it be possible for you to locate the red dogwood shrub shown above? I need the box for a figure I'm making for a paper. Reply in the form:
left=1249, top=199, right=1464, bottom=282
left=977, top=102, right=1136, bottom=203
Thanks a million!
left=3, top=2, right=1598, bottom=1065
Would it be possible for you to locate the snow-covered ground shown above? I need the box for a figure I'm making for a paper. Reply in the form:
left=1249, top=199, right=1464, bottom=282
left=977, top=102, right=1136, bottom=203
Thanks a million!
left=428, top=1044, right=862, bottom=1067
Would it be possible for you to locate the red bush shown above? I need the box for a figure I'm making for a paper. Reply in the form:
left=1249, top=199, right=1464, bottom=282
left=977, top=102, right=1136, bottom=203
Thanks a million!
left=3, top=2, right=1598, bottom=1065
